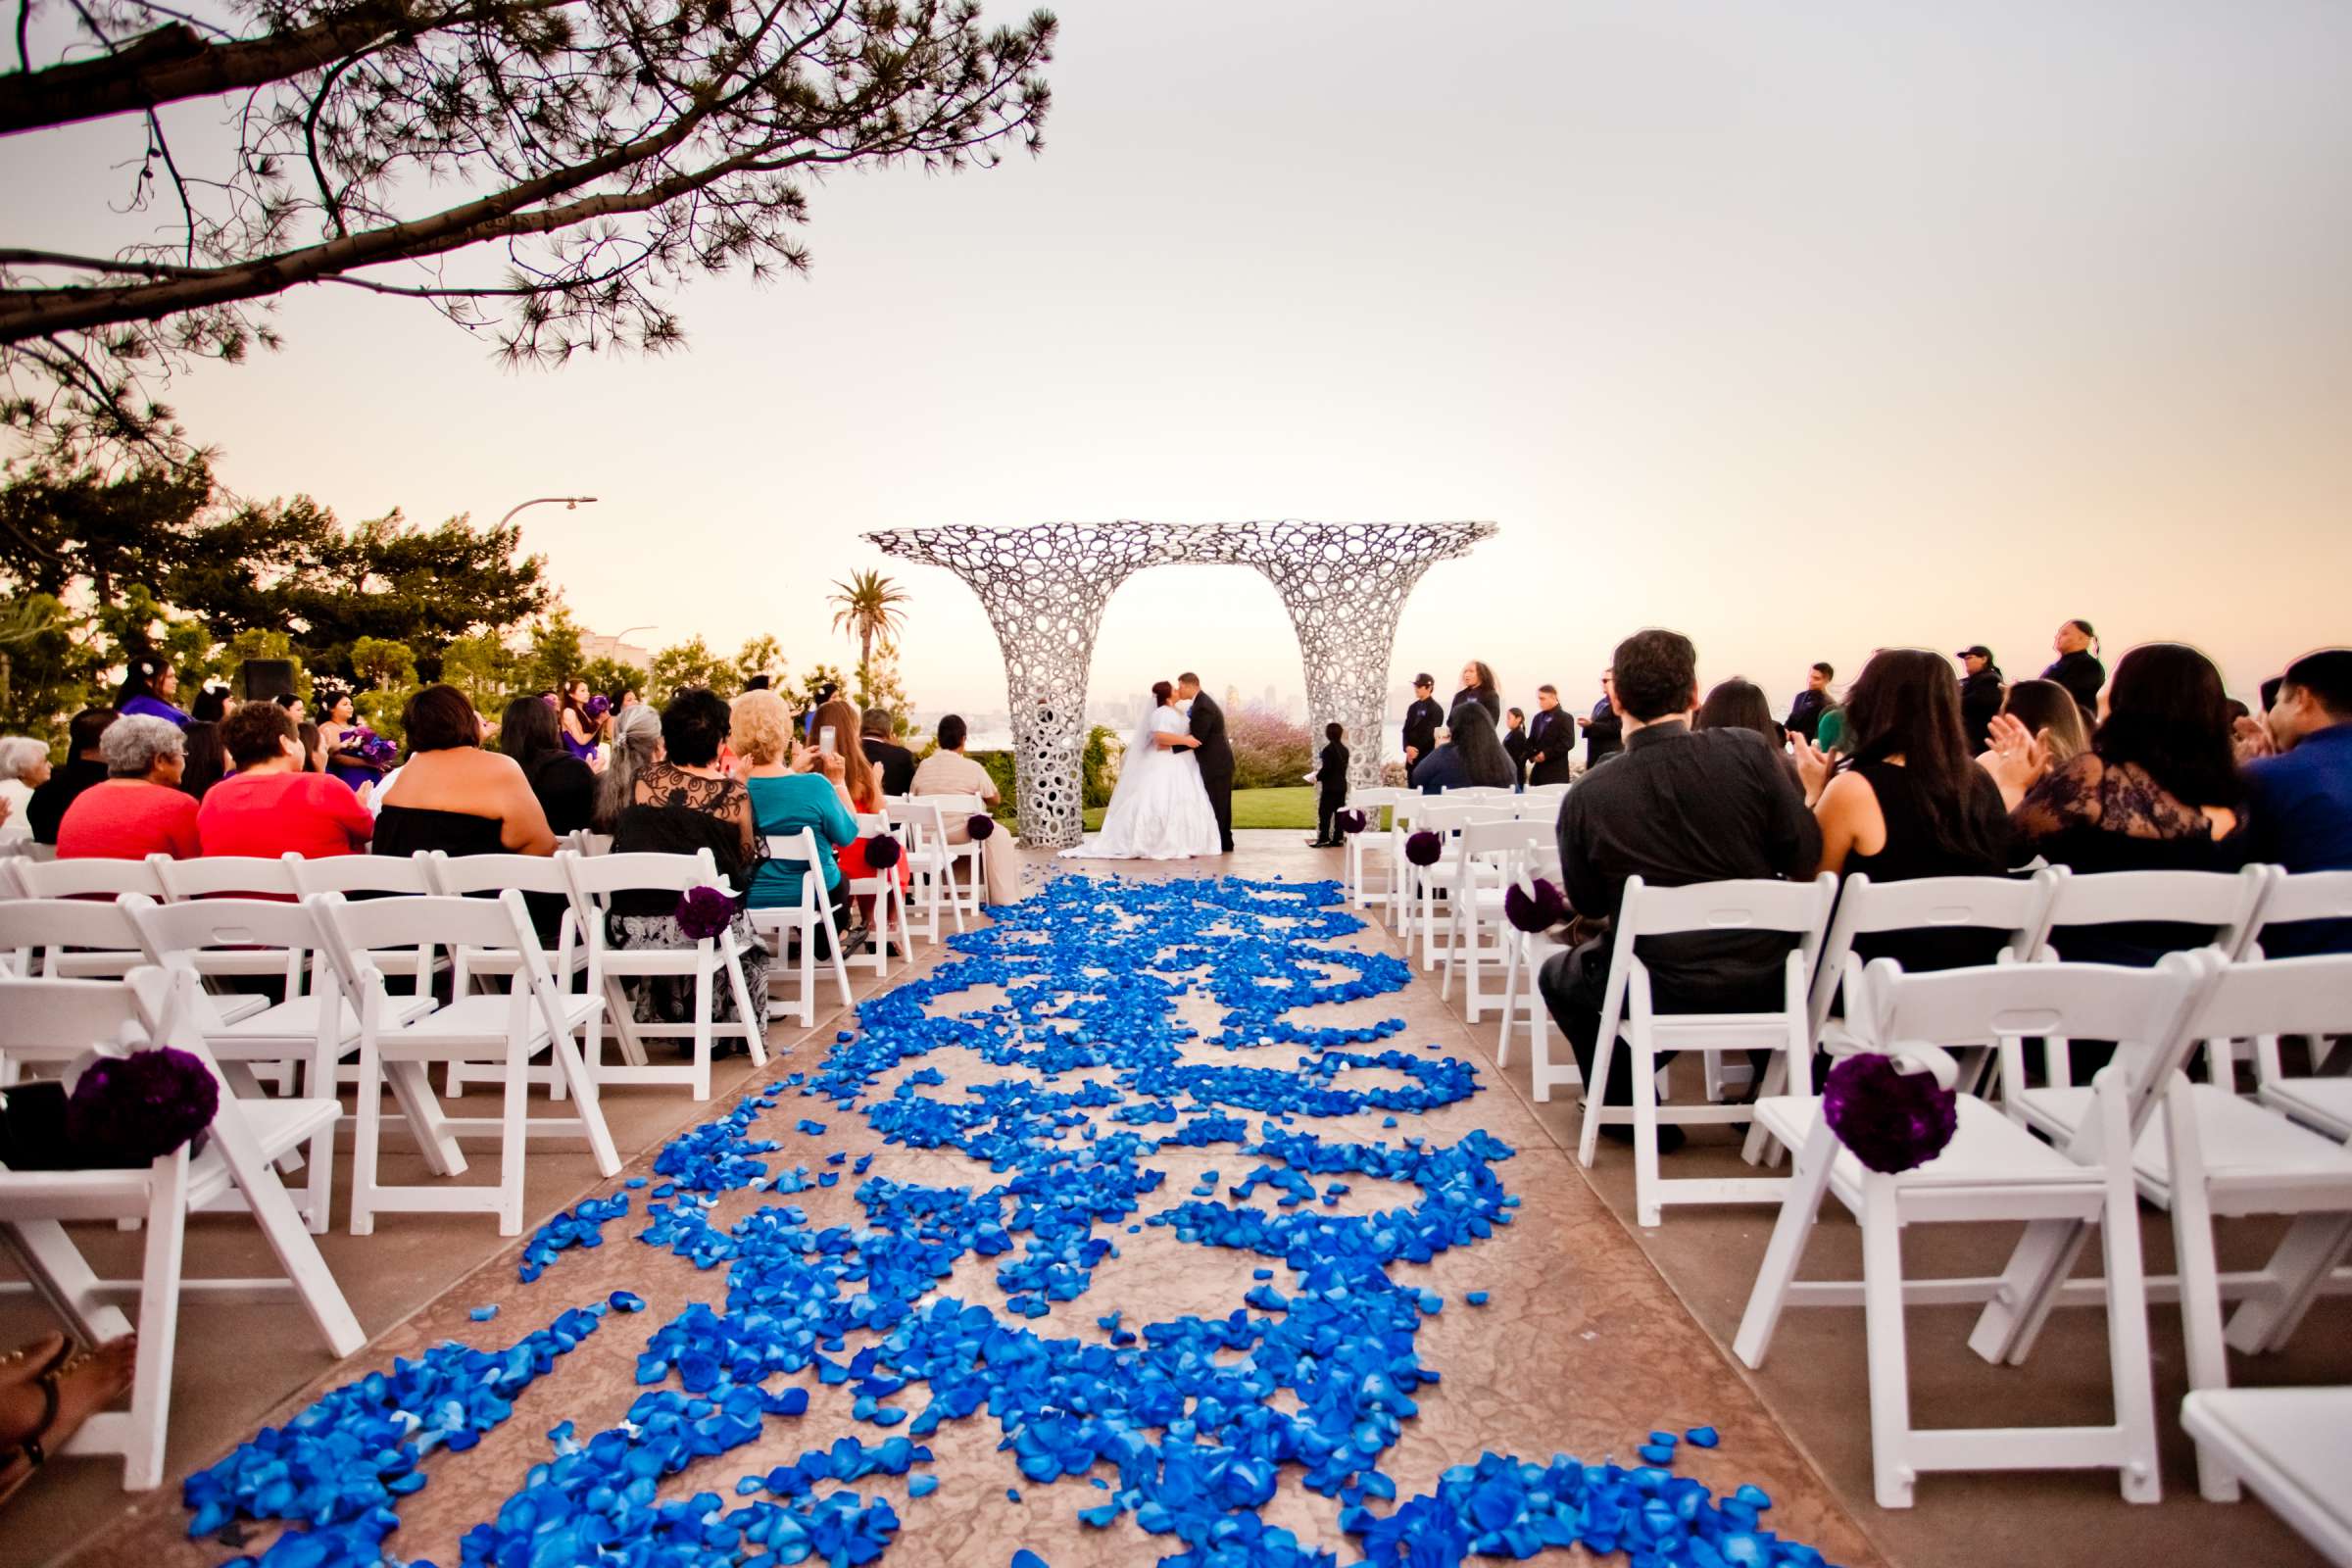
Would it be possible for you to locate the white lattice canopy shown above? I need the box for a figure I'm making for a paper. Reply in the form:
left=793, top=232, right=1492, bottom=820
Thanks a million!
left=864, top=521, right=1497, bottom=847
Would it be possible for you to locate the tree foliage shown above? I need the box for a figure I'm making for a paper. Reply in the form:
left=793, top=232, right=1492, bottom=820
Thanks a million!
left=647, top=634, right=737, bottom=702
left=0, top=0, right=1054, bottom=466
left=827, top=567, right=908, bottom=694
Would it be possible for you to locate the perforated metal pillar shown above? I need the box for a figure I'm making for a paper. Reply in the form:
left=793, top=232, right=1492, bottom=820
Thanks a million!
left=867, top=521, right=1495, bottom=847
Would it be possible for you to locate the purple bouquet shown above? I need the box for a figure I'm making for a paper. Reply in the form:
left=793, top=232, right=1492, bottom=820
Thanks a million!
left=673, top=885, right=737, bottom=943
left=66, top=1047, right=220, bottom=1167
left=1335, top=808, right=1367, bottom=837
left=585, top=695, right=612, bottom=719
left=345, top=726, right=399, bottom=768
left=863, top=834, right=904, bottom=870
left=1404, top=829, right=1444, bottom=867
left=1503, top=877, right=1568, bottom=934
left=967, top=813, right=998, bottom=842
left=1824, top=1053, right=1959, bottom=1174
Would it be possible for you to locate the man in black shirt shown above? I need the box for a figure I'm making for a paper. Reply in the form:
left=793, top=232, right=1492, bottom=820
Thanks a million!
left=1525, top=685, right=1573, bottom=786
left=1539, top=629, right=1821, bottom=1148
left=1399, top=674, right=1444, bottom=767
left=2041, top=618, right=2105, bottom=719
left=1578, top=670, right=1623, bottom=768
left=859, top=708, right=916, bottom=798
left=27, top=706, right=115, bottom=844
left=1784, top=662, right=1835, bottom=743
left=1957, top=645, right=2004, bottom=754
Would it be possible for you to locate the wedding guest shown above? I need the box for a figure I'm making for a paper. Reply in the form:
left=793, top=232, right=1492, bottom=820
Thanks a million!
left=198, top=701, right=373, bottom=858
left=2042, top=618, right=2106, bottom=717
left=814, top=696, right=907, bottom=929
left=860, top=708, right=917, bottom=798
left=1986, top=642, right=2249, bottom=966
left=297, top=721, right=327, bottom=773
left=1411, top=702, right=1514, bottom=793
left=559, top=679, right=600, bottom=761
left=1451, top=662, right=1502, bottom=727
left=374, top=685, right=556, bottom=859
left=1696, top=678, right=1786, bottom=750
left=1502, top=708, right=1530, bottom=789
left=115, top=657, right=190, bottom=728
left=733, top=690, right=859, bottom=940
left=0, top=737, right=50, bottom=845
left=179, top=718, right=228, bottom=802
left=189, top=686, right=229, bottom=725
left=1957, top=645, right=2004, bottom=753
left=595, top=701, right=664, bottom=831
left=1784, top=662, right=1834, bottom=743
left=273, top=692, right=307, bottom=722
left=610, top=687, right=769, bottom=1035
left=1578, top=670, right=1623, bottom=768
left=320, top=692, right=388, bottom=792
left=499, top=696, right=597, bottom=836
left=56, top=715, right=199, bottom=859
left=1991, top=678, right=2090, bottom=778
left=1801, top=649, right=2011, bottom=970
left=1309, top=722, right=1351, bottom=847
left=909, top=713, right=1023, bottom=905
left=1539, top=629, right=1819, bottom=1150
left=1526, top=686, right=1573, bottom=787
left=1399, top=674, right=1444, bottom=766
left=27, top=708, right=114, bottom=844
left=2240, top=648, right=2352, bottom=955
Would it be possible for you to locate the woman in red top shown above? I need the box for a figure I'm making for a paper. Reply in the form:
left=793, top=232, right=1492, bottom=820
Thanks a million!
left=810, top=698, right=908, bottom=929
left=55, top=714, right=200, bottom=859
left=197, top=702, right=374, bottom=858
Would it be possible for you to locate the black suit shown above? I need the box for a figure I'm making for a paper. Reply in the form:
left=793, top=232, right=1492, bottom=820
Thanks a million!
left=1189, top=692, right=1235, bottom=852
left=863, top=738, right=916, bottom=798
left=1525, top=707, right=1573, bottom=786
left=1400, top=697, right=1444, bottom=763
left=2042, top=650, right=2105, bottom=718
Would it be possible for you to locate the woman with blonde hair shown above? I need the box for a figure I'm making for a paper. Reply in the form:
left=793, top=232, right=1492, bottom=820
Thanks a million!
left=732, top=691, right=863, bottom=953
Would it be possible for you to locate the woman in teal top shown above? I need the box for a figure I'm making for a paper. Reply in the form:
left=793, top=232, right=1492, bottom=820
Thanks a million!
left=733, top=692, right=859, bottom=910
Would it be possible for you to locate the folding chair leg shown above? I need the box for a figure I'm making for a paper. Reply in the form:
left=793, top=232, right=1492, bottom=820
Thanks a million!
left=1740, top=1054, right=1789, bottom=1166
left=383, top=1060, right=465, bottom=1177
left=1858, top=1182, right=1917, bottom=1508
left=2095, top=1088, right=2163, bottom=1504
left=2226, top=1212, right=2352, bottom=1354
left=1576, top=1034, right=1615, bottom=1165
left=349, top=1038, right=384, bottom=1237
left=546, top=1032, right=621, bottom=1178
left=2165, top=1091, right=2238, bottom=1499
left=723, top=948, right=767, bottom=1068
left=0, top=1222, right=136, bottom=1343
left=691, top=962, right=714, bottom=1102
left=1733, top=1119, right=1838, bottom=1367
left=497, top=1048, right=529, bottom=1236
left=123, top=1149, right=190, bottom=1489
left=1631, top=1032, right=1664, bottom=1228
left=1967, top=1217, right=2085, bottom=1366
left=211, top=1104, right=367, bottom=1358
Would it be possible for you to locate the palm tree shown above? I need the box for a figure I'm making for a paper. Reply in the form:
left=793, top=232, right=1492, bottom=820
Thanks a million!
left=827, top=569, right=910, bottom=697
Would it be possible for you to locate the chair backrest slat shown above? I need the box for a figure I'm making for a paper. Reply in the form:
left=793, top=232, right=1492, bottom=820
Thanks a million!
left=15, top=855, right=169, bottom=901
left=560, top=848, right=722, bottom=899
left=123, top=892, right=323, bottom=966
left=154, top=855, right=302, bottom=902
left=0, top=973, right=153, bottom=1062
left=288, top=854, right=435, bottom=898
left=2247, top=868, right=2352, bottom=956
left=0, top=897, right=144, bottom=974
left=1808, top=870, right=2059, bottom=1035
left=2192, top=954, right=2352, bottom=1046
left=2042, top=866, right=2269, bottom=958
left=427, top=851, right=576, bottom=898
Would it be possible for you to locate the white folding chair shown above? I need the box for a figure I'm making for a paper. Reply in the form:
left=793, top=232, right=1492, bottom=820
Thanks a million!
left=1441, top=817, right=1549, bottom=1020
left=316, top=890, right=620, bottom=1235
left=1976, top=953, right=2352, bottom=1499
left=747, top=829, right=856, bottom=1028
left=13, top=855, right=170, bottom=902
left=909, top=793, right=987, bottom=921
left=1494, top=850, right=1573, bottom=1075
left=0, top=898, right=266, bottom=1025
left=564, top=850, right=765, bottom=1101
left=1406, top=801, right=1515, bottom=971
left=1342, top=787, right=1404, bottom=913
left=885, top=798, right=952, bottom=944
left=0, top=858, right=24, bottom=901
left=288, top=853, right=443, bottom=996
left=150, top=856, right=309, bottom=988
left=0, top=967, right=365, bottom=1488
left=425, top=851, right=592, bottom=1100
left=2182, top=1388, right=2352, bottom=1564
left=1739, top=871, right=2059, bottom=1163
left=1733, top=953, right=2213, bottom=1508
left=840, top=813, right=914, bottom=978
left=2245, top=868, right=2352, bottom=1130
left=1574, top=874, right=1838, bottom=1227
left=1382, top=792, right=1432, bottom=931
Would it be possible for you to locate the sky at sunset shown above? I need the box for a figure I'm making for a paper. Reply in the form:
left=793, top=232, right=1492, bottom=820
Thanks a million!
left=7, top=0, right=2348, bottom=719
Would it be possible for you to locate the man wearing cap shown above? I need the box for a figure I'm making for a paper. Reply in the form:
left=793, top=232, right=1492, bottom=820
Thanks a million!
left=1957, top=645, right=2004, bottom=754
left=1400, top=674, right=1445, bottom=767
left=860, top=708, right=916, bottom=798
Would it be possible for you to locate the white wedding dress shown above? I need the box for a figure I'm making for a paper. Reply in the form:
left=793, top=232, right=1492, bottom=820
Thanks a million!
left=1060, top=704, right=1223, bottom=860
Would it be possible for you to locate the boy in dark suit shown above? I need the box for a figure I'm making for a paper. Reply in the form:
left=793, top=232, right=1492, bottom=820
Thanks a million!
left=1308, top=722, right=1350, bottom=847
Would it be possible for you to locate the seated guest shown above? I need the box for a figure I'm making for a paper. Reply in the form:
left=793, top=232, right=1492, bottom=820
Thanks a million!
left=56, top=715, right=200, bottom=859
left=1409, top=723, right=1466, bottom=793
left=1696, top=678, right=1791, bottom=759
left=1411, top=702, right=1515, bottom=793
left=594, top=701, right=663, bottom=831
left=1784, top=662, right=1834, bottom=743
left=814, top=697, right=909, bottom=931
left=1451, top=661, right=1502, bottom=726
left=2241, top=648, right=2352, bottom=955
left=1988, top=678, right=2090, bottom=784
left=374, top=685, right=557, bottom=859
left=28, top=708, right=115, bottom=844
left=1801, top=648, right=2012, bottom=971
left=0, top=737, right=51, bottom=845
left=1502, top=708, right=1530, bottom=789
left=608, top=687, right=768, bottom=1036
left=115, top=657, right=189, bottom=728
left=1578, top=670, right=1623, bottom=768
left=1539, top=629, right=1820, bottom=1150
left=1985, top=642, right=2250, bottom=966
left=499, top=696, right=597, bottom=836
left=198, top=701, right=373, bottom=858
left=733, top=690, right=860, bottom=941
left=179, top=718, right=228, bottom=802
left=860, top=709, right=916, bottom=798
left=909, top=713, right=1023, bottom=906
left=1309, top=722, right=1351, bottom=847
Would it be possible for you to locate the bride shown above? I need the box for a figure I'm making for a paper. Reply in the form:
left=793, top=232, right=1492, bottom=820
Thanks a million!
left=1060, top=680, right=1223, bottom=860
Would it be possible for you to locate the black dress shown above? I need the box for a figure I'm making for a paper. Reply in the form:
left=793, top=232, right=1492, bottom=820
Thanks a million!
left=522, top=750, right=597, bottom=836
left=1841, top=760, right=2015, bottom=974
left=372, top=803, right=505, bottom=858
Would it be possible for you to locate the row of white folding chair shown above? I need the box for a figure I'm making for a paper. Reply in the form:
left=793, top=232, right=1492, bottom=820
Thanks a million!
left=746, top=828, right=857, bottom=1029
left=1439, top=817, right=1552, bottom=1020
left=841, top=812, right=916, bottom=979
left=1341, top=787, right=1406, bottom=913
left=885, top=792, right=987, bottom=938
left=0, top=967, right=365, bottom=1488
left=1402, top=801, right=1517, bottom=969
left=1494, top=851, right=1573, bottom=1076
left=565, top=849, right=767, bottom=1101
left=1734, top=952, right=2215, bottom=1508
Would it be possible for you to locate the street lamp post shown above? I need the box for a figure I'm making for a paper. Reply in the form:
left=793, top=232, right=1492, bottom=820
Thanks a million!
left=499, top=495, right=599, bottom=528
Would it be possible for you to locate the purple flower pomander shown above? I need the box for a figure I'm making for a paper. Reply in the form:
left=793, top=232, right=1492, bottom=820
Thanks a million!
left=585, top=695, right=612, bottom=719
left=1502, top=877, right=1568, bottom=934
left=673, top=884, right=737, bottom=943
left=66, top=1048, right=219, bottom=1166
left=1824, top=1052, right=1958, bottom=1173
left=1335, top=808, right=1367, bottom=837
left=345, top=726, right=399, bottom=767
left=1404, top=829, right=1443, bottom=867
left=863, top=834, right=904, bottom=870
left=967, top=813, right=998, bottom=841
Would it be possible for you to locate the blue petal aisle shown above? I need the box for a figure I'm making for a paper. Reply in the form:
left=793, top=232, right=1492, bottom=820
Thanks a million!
left=183, top=873, right=1841, bottom=1568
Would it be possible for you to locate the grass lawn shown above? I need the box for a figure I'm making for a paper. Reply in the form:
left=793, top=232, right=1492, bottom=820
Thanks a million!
left=1083, top=784, right=1318, bottom=832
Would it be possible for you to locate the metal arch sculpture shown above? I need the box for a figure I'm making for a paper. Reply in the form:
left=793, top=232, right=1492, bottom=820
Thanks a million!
left=864, top=521, right=1496, bottom=848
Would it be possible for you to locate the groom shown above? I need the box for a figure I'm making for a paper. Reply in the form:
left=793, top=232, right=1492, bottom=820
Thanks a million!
left=1176, top=672, right=1235, bottom=853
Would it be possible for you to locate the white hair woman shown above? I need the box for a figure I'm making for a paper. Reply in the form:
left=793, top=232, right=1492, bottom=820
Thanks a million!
left=0, top=736, right=52, bottom=844
left=55, top=714, right=200, bottom=859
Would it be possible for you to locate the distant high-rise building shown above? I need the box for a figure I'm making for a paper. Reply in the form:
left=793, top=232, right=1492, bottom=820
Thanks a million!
left=579, top=632, right=652, bottom=671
